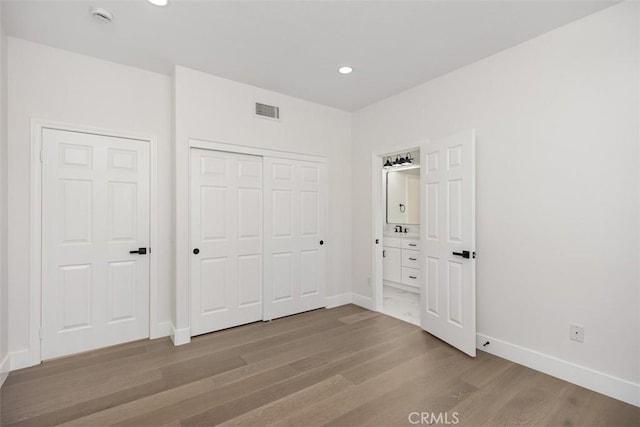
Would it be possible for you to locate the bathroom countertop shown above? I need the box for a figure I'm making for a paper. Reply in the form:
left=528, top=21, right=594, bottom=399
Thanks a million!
left=383, top=233, right=419, bottom=239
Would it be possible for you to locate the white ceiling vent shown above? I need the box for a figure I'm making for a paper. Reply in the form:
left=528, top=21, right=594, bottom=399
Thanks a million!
left=255, top=102, right=280, bottom=120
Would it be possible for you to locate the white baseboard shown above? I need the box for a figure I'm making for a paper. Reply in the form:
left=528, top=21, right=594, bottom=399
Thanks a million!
left=326, top=293, right=353, bottom=308
left=150, top=321, right=172, bottom=339
left=170, top=323, right=191, bottom=346
left=476, top=333, right=640, bottom=408
left=9, top=349, right=39, bottom=371
left=0, top=353, right=10, bottom=387
left=351, top=293, right=375, bottom=311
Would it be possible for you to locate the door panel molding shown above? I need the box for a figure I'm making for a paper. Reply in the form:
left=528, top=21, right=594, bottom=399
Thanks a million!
left=21, top=119, right=159, bottom=370
left=420, top=129, right=476, bottom=357
left=263, top=157, right=327, bottom=321
left=189, top=148, right=264, bottom=336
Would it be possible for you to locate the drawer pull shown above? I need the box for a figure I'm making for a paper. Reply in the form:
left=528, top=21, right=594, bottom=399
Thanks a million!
left=408, top=243, right=417, bottom=247
left=409, top=275, right=417, bottom=279
left=409, top=257, right=417, bottom=261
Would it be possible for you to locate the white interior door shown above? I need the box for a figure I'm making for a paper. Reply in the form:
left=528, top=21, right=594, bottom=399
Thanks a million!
left=263, top=157, right=327, bottom=320
left=190, top=149, right=263, bottom=336
left=420, top=130, right=476, bottom=356
left=42, top=129, right=150, bottom=360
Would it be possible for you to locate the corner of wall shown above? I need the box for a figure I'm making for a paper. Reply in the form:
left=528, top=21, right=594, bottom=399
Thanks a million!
left=0, top=0, right=10, bottom=385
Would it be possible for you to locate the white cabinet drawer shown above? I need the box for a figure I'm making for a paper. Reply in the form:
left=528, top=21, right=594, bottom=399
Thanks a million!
left=402, top=250, right=419, bottom=268
left=402, top=239, right=420, bottom=251
left=384, top=237, right=403, bottom=249
left=402, top=267, right=421, bottom=288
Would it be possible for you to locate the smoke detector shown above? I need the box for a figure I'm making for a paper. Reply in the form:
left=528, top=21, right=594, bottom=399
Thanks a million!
left=90, top=7, right=113, bottom=23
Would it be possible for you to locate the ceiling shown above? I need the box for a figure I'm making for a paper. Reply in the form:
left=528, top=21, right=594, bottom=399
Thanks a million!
left=3, top=0, right=615, bottom=111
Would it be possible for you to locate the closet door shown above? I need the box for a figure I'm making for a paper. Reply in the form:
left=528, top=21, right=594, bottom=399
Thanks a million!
left=190, top=149, right=263, bottom=336
left=263, top=158, right=327, bottom=320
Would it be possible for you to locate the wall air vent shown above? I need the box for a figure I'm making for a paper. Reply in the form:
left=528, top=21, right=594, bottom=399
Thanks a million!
left=255, top=102, right=280, bottom=120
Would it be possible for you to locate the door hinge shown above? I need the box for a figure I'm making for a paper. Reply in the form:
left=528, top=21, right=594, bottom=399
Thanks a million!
left=39, top=328, right=43, bottom=340
left=39, top=150, right=44, bottom=163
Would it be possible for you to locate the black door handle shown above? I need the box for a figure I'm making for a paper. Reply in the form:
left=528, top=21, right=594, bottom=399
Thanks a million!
left=319, top=240, right=324, bottom=245
left=452, top=250, right=475, bottom=259
left=193, top=248, right=200, bottom=255
left=130, top=248, right=147, bottom=255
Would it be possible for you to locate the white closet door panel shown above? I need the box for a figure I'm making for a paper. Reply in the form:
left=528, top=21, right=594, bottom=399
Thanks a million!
left=263, top=157, right=326, bottom=320
left=190, top=149, right=263, bottom=336
left=42, top=129, right=149, bottom=360
left=420, top=130, right=476, bottom=357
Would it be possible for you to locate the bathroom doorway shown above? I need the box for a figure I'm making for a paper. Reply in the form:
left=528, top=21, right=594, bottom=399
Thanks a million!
left=372, top=146, right=422, bottom=325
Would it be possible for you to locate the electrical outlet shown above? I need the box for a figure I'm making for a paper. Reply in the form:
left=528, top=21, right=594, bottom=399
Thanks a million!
left=570, top=324, right=584, bottom=343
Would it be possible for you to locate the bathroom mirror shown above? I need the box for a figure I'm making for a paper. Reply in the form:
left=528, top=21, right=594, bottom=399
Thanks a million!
left=386, top=168, right=420, bottom=224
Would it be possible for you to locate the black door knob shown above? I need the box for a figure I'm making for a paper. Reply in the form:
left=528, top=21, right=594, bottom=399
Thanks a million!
left=193, top=248, right=200, bottom=255
left=319, top=240, right=324, bottom=245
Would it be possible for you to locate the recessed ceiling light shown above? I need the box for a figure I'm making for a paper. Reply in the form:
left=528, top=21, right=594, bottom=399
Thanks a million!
left=148, top=0, right=169, bottom=6
left=338, top=66, right=353, bottom=75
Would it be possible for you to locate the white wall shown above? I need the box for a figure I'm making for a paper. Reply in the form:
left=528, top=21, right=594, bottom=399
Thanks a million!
left=7, top=38, right=173, bottom=366
left=0, top=1, right=10, bottom=386
left=173, top=66, right=352, bottom=338
left=353, top=1, right=639, bottom=395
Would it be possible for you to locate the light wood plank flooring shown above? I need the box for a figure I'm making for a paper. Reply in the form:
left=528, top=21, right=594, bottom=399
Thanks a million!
left=1, top=304, right=638, bottom=426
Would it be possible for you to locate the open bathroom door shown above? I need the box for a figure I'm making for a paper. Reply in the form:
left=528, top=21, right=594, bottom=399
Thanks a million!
left=420, top=130, right=476, bottom=356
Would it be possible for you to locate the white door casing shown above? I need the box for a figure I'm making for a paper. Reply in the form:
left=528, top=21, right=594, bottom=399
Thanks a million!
left=420, top=130, right=476, bottom=356
left=263, top=157, right=327, bottom=320
left=190, top=149, right=263, bottom=336
left=42, top=129, right=150, bottom=360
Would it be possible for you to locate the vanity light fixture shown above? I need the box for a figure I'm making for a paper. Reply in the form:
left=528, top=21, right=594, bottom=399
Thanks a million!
left=338, top=66, right=353, bottom=74
left=148, top=0, right=169, bottom=6
left=383, top=153, right=414, bottom=169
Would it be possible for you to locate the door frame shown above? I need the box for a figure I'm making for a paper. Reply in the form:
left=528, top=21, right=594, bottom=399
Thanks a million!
left=184, top=138, right=328, bottom=343
left=370, top=141, right=426, bottom=313
left=26, top=119, right=160, bottom=368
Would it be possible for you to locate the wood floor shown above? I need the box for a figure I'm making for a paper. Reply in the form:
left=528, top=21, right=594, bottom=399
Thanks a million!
left=1, top=305, right=638, bottom=426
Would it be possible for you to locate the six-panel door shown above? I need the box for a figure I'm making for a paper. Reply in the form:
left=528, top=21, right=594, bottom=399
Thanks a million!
left=263, top=157, right=327, bottom=320
left=41, top=129, right=150, bottom=360
left=190, top=149, right=264, bottom=336
left=420, top=130, right=476, bottom=357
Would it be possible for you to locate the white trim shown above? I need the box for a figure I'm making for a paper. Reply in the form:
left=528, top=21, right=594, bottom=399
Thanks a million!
left=9, top=349, right=31, bottom=371
left=325, top=293, right=353, bottom=308
left=189, top=138, right=328, bottom=164
left=371, top=153, right=383, bottom=312
left=151, top=321, right=172, bottom=340
left=170, top=323, right=191, bottom=346
left=0, top=353, right=10, bottom=387
left=28, top=119, right=161, bottom=368
left=351, top=293, right=375, bottom=311
left=476, top=333, right=640, bottom=407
